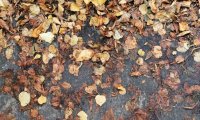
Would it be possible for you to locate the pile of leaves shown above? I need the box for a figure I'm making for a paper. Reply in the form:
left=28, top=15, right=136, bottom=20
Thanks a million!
left=0, top=0, right=200, bottom=119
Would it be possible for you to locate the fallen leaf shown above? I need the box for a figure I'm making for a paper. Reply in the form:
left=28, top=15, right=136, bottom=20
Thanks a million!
left=136, top=57, right=144, bottom=65
left=179, top=22, right=189, bottom=31
left=60, top=82, right=71, bottom=89
left=65, top=108, right=73, bottom=119
left=94, top=65, right=106, bottom=75
left=30, top=5, right=40, bottom=16
left=194, top=51, right=200, bottom=62
left=70, top=35, right=79, bottom=46
left=18, top=91, right=31, bottom=107
left=138, top=49, right=145, bottom=56
left=153, top=22, right=163, bottom=32
left=115, top=84, right=126, bottom=95
left=39, top=32, right=55, bottom=43
left=139, top=4, right=148, bottom=15
left=5, top=47, right=13, bottom=59
left=84, top=0, right=91, bottom=4
left=176, top=41, right=190, bottom=53
left=175, top=55, right=184, bottom=63
left=177, top=31, right=191, bottom=37
left=70, top=2, right=80, bottom=12
left=91, top=0, right=106, bottom=6
left=38, top=95, right=47, bottom=105
left=125, top=36, right=137, bottom=50
left=77, top=111, right=88, bottom=120
left=95, top=95, right=106, bottom=106
left=113, top=30, right=123, bottom=40
left=73, top=49, right=94, bottom=61
left=68, top=64, right=80, bottom=76
left=152, top=46, right=162, bottom=58
left=85, top=84, right=97, bottom=94
left=0, top=19, right=9, bottom=31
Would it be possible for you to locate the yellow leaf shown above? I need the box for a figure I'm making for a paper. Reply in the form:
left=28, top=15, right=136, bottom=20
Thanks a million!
left=73, top=49, right=94, bottom=61
left=70, top=2, right=80, bottom=11
left=116, top=85, right=126, bottom=95
left=95, top=95, right=106, bottom=106
left=19, top=91, right=31, bottom=107
left=179, top=22, right=189, bottom=31
left=37, top=95, right=47, bottom=105
left=77, top=111, right=88, bottom=120
left=139, top=4, right=148, bottom=15
left=138, top=49, right=145, bottom=56
left=91, top=0, right=106, bottom=6
left=84, top=0, right=91, bottom=4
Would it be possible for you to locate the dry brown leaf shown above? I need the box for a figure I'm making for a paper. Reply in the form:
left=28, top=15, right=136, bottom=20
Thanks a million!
left=95, top=95, right=106, bottom=106
left=0, top=19, right=9, bottom=31
left=37, top=95, right=47, bottom=105
left=18, top=91, right=31, bottom=107
left=61, top=82, right=71, bottom=89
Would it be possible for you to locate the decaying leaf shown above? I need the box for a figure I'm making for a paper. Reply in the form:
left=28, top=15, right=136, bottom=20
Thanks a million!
left=38, top=95, right=47, bottom=105
left=193, top=51, right=200, bottom=62
left=77, top=111, right=88, bottom=120
left=152, top=46, right=162, bottom=58
left=18, top=91, right=31, bottom=107
left=95, top=95, right=106, bottom=106
left=73, top=49, right=94, bottom=61
left=39, top=32, right=55, bottom=43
